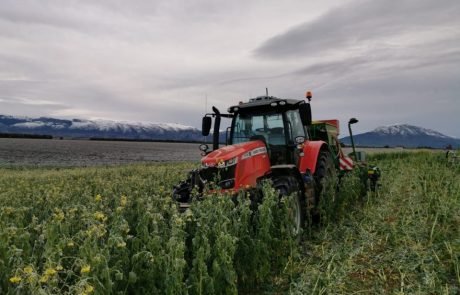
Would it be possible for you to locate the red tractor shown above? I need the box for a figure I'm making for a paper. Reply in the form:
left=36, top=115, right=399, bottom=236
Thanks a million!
left=173, top=92, right=378, bottom=231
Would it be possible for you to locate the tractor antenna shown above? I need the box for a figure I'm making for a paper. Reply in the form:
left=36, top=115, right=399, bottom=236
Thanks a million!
left=203, top=94, right=208, bottom=143
left=266, top=88, right=269, bottom=96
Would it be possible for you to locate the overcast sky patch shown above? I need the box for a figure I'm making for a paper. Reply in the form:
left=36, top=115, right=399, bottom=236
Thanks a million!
left=0, top=0, right=459, bottom=137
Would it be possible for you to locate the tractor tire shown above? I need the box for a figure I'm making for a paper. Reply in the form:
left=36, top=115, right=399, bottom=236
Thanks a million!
left=272, top=175, right=304, bottom=235
left=312, top=150, right=337, bottom=220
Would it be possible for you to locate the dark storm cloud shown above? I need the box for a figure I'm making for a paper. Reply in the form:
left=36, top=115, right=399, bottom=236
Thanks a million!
left=255, top=0, right=460, bottom=59
left=291, top=48, right=460, bottom=79
left=237, top=0, right=460, bottom=137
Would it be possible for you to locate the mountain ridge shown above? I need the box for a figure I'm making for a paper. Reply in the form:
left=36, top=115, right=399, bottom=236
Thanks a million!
left=0, top=114, right=203, bottom=141
left=1, top=115, right=459, bottom=148
left=341, top=124, right=459, bottom=148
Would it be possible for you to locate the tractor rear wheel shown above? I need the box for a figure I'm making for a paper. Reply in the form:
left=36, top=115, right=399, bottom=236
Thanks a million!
left=272, top=175, right=304, bottom=235
left=312, top=150, right=337, bottom=220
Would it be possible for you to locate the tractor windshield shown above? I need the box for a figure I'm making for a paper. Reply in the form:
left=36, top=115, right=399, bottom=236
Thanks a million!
left=232, top=110, right=306, bottom=146
left=232, top=112, right=285, bottom=145
left=231, top=110, right=307, bottom=165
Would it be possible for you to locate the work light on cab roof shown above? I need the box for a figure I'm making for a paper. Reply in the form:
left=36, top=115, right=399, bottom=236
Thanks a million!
left=306, top=90, right=312, bottom=101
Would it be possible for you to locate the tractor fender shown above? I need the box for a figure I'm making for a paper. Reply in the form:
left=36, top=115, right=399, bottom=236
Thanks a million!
left=299, top=140, right=329, bottom=175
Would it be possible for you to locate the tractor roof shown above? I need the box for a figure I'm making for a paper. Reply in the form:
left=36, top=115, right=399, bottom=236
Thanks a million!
left=228, top=96, right=304, bottom=114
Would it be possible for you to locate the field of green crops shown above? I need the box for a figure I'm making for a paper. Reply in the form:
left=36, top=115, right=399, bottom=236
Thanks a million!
left=1, top=152, right=459, bottom=294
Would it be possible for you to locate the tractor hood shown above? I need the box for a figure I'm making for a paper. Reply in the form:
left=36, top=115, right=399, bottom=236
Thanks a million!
left=202, top=140, right=266, bottom=167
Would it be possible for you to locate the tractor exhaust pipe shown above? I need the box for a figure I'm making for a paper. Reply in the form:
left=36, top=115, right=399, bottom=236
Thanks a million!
left=212, top=106, right=221, bottom=151
left=348, top=118, right=358, bottom=161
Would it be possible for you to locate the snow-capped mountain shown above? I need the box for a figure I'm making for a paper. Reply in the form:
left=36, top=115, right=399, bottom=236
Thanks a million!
left=341, top=124, right=460, bottom=148
left=0, top=115, right=203, bottom=141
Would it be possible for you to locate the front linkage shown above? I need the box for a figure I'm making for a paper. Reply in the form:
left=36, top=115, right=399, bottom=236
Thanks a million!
left=172, top=169, right=204, bottom=210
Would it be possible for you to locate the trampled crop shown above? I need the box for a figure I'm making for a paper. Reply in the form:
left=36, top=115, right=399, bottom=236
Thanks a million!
left=291, top=152, right=460, bottom=294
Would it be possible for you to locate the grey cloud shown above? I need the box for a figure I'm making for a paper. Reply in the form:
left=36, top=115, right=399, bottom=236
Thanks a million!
left=293, top=57, right=371, bottom=76
left=254, top=0, right=460, bottom=59
left=217, top=72, right=288, bottom=86
left=292, top=47, right=460, bottom=81
left=0, top=0, right=459, bottom=138
left=0, top=0, right=239, bottom=37
left=0, top=1, right=99, bottom=33
left=0, top=53, right=57, bottom=82
left=0, top=0, right=159, bottom=40
left=0, top=95, right=66, bottom=108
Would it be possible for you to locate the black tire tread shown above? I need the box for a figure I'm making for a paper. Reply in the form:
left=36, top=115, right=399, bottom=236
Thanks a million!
left=272, top=174, right=305, bottom=231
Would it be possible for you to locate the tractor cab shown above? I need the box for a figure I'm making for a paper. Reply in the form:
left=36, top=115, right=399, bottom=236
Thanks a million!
left=228, top=96, right=311, bottom=166
left=202, top=95, right=312, bottom=168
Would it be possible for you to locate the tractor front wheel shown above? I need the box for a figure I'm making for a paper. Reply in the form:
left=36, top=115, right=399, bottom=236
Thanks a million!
left=272, top=175, right=304, bottom=235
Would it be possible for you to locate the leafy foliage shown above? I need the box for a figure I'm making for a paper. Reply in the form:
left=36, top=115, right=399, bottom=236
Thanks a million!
left=1, top=151, right=458, bottom=294
left=0, top=163, right=294, bottom=294
left=290, top=152, right=460, bottom=294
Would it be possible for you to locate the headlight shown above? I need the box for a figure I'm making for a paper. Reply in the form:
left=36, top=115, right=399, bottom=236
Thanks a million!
left=217, top=157, right=238, bottom=168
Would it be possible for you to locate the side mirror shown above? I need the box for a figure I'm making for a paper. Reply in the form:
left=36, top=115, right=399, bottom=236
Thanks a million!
left=299, top=103, right=312, bottom=126
left=199, top=144, right=209, bottom=152
left=202, top=116, right=212, bottom=136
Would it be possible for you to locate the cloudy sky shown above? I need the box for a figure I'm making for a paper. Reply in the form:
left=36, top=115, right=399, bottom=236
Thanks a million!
left=0, top=0, right=459, bottom=137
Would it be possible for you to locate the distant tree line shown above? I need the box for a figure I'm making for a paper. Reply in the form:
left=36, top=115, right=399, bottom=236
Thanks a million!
left=0, top=133, right=52, bottom=139
left=89, top=137, right=202, bottom=143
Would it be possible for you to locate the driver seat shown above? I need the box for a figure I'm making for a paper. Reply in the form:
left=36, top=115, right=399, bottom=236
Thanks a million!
left=268, top=127, right=285, bottom=145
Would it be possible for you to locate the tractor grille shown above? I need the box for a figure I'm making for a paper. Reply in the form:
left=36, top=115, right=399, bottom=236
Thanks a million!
left=199, top=166, right=236, bottom=187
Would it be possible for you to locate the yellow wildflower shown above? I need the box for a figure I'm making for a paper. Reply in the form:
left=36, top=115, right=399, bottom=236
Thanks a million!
left=27, top=275, right=36, bottom=284
left=116, top=241, right=126, bottom=248
left=120, top=195, right=127, bottom=207
left=93, top=211, right=107, bottom=222
left=53, top=209, right=65, bottom=222
left=95, top=194, right=102, bottom=202
left=9, top=276, right=22, bottom=284
left=67, top=241, right=75, bottom=247
left=56, top=265, right=63, bottom=271
left=8, top=226, right=17, bottom=235
left=84, top=284, right=94, bottom=294
left=39, top=275, right=49, bottom=283
left=44, top=268, right=57, bottom=276
left=80, top=265, right=91, bottom=274
left=23, top=266, right=33, bottom=274
left=86, top=224, right=106, bottom=238
left=184, top=209, right=193, bottom=221
left=174, top=216, right=184, bottom=227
